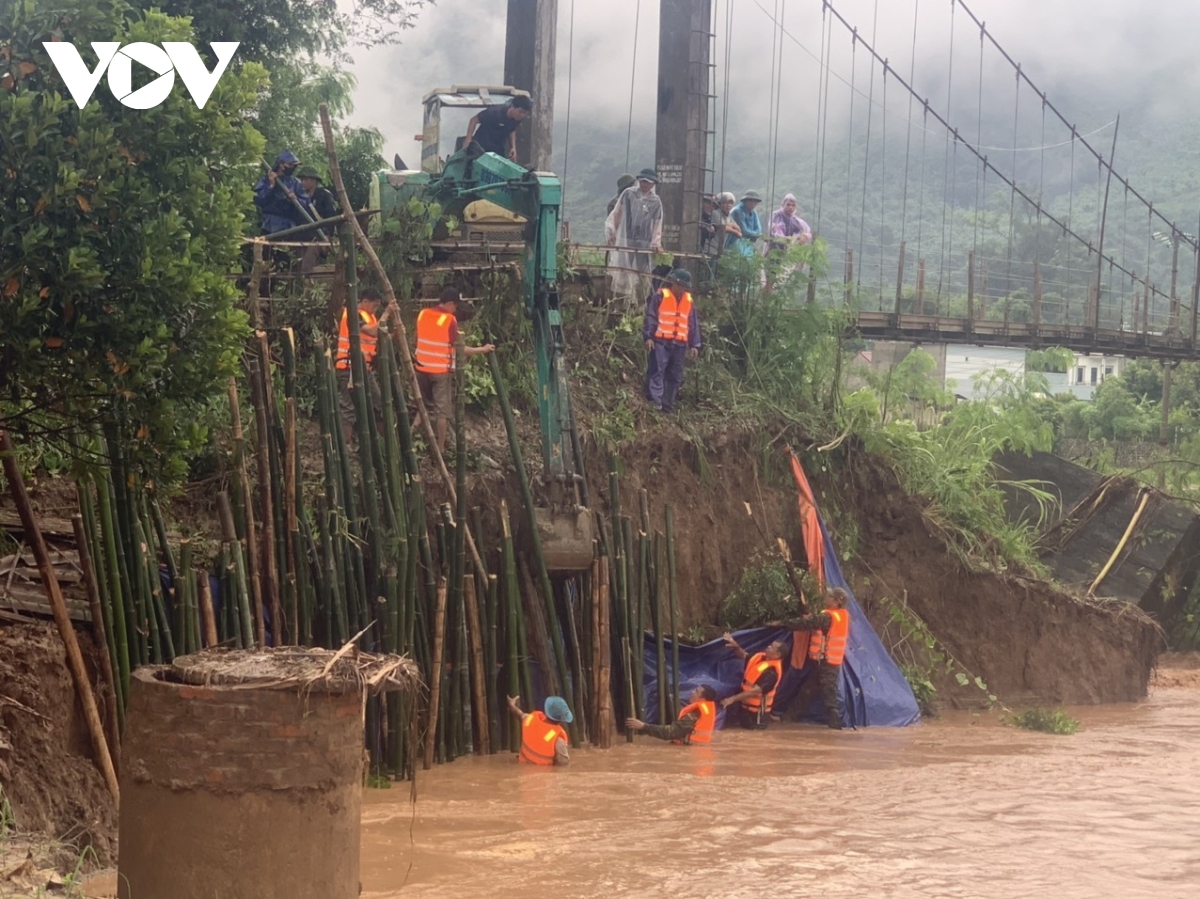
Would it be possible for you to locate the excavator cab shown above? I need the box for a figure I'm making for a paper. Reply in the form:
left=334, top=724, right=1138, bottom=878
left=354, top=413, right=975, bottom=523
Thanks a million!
left=371, top=92, right=595, bottom=572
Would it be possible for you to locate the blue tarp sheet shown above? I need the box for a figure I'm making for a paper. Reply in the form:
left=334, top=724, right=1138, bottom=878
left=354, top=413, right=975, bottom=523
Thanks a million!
left=642, top=520, right=920, bottom=729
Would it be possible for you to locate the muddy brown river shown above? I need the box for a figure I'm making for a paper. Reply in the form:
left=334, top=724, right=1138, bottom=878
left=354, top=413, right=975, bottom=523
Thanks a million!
left=359, top=684, right=1200, bottom=899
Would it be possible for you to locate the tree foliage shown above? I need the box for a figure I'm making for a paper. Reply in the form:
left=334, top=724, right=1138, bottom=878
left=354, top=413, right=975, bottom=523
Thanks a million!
left=0, top=0, right=264, bottom=478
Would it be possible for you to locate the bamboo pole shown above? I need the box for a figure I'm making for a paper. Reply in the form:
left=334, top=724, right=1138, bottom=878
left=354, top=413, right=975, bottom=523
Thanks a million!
left=424, top=578, right=449, bottom=770
left=72, top=513, right=121, bottom=763
left=77, top=482, right=125, bottom=721
left=501, top=501, right=525, bottom=753
left=621, top=636, right=635, bottom=744
left=665, top=506, right=680, bottom=719
left=652, top=531, right=668, bottom=725
left=317, top=103, right=488, bottom=588
left=92, top=472, right=132, bottom=695
left=487, top=353, right=574, bottom=740
left=251, top=331, right=283, bottom=646
left=197, top=570, right=218, bottom=648
left=228, top=379, right=264, bottom=646
left=596, top=553, right=613, bottom=749
left=1, top=431, right=119, bottom=803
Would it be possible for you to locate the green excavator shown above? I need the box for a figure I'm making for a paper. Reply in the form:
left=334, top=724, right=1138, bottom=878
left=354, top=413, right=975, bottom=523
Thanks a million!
left=370, top=86, right=594, bottom=572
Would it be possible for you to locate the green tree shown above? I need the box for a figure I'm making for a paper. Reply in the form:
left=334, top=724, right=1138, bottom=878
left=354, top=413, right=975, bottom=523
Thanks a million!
left=0, top=0, right=265, bottom=480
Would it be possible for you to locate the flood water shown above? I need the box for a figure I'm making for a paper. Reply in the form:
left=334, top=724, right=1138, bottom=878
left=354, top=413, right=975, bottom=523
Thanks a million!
left=360, top=682, right=1200, bottom=899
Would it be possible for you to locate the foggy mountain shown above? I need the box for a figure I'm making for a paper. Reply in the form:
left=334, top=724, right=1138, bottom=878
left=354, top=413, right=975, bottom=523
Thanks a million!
left=344, top=0, right=1200, bottom=262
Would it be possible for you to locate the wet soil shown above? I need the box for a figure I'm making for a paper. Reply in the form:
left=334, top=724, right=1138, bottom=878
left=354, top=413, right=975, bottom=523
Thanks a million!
left=0, top=623, right=117, bottom=868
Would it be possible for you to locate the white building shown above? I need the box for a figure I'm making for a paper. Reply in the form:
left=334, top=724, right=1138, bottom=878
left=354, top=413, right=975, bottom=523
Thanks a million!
left=1069, top=353, right=1127, bottom=390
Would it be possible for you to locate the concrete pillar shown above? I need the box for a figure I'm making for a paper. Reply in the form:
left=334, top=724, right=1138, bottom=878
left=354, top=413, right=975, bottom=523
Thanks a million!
left=504, top=0, right=557, bottom=171
left=655, top=0, right=712, bottom=254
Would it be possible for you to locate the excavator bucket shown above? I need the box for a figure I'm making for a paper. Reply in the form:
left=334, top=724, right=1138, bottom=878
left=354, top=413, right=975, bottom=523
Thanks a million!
left=535, top=506, right=596, bottom=572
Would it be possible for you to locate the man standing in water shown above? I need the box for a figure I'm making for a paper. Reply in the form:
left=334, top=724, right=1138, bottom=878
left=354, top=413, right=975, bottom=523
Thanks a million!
left=719, top=636, right=787, bottom=729
left=508, top=694, right=572, bottom=765
left=626, top=685, right=718, bottom=744
left=778, top=587, right=851, bottom=729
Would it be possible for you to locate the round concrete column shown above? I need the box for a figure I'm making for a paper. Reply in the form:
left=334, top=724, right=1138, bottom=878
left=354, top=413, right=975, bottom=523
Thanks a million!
left=118, top=664, right=366, bottom=899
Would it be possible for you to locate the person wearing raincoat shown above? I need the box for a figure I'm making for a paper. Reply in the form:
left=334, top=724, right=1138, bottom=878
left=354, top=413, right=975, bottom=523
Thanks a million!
left=253, top=149, right=312, bottom=235
left=605, top=168, right=664, bottom=299
left=726, top=189, right=763, bottom=258
left=763, top=193, right=813, bottom=290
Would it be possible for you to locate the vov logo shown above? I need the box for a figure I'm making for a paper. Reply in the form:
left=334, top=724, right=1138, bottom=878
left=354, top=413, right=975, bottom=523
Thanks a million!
left=42, top=41, right=239, bottom=110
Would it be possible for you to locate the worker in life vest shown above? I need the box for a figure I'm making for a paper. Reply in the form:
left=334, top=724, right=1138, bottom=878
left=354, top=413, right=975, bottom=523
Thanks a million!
left=335, top=291, right=397, bottom=446
left=642, top=268, right=702, bottom=413
left=779, top=586, right=851, bottom=730
left=625, top=685, right=718, bottom=745
left=718, top=635, right=788, bottom=729
left=507, top=693, right=572, bottom=766
left=411, top=287, right=496, bottom=453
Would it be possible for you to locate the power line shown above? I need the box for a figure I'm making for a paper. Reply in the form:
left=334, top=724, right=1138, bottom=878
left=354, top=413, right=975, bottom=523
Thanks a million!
left=625, top=0, right=642, bottom=171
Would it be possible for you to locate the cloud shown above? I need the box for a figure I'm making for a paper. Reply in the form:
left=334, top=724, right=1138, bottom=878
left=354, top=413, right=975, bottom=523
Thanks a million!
left=340, top=0, right=1200, bottom=199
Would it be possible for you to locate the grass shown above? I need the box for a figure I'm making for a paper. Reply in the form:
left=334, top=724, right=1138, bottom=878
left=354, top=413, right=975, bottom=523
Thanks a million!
left=1008, top=707, right=1080, bottom=735
left=0, top=786, right=99, bottom=897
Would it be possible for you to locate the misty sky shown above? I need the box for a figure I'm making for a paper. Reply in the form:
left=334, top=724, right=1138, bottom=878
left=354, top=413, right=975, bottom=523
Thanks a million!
left=342, top=0, right=1200, bottom=168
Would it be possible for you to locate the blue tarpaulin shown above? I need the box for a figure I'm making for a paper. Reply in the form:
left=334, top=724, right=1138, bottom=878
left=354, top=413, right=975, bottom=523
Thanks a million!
left=642, top=520, right=920, bottom=729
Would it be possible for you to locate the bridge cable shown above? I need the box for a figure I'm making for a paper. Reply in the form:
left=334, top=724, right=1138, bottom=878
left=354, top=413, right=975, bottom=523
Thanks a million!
left=937, top=0, right=957, bottom=308
left=815, top=5, right=835, bottom=233
left=765, top=0, right=783, bottom=202
left=718, top=0, right=734, bottom=191
left=855, top=0, right=880, bottom=298
left=843, top=27, right=858, bottom=255
left=953, top=0, right=1196, bottom=251
left=560, top=0, right=576, bottom=210
left=624, top=0, right=641, bottom=172
left=878, top=69, right=888, bottom=304
left=823, top=0, right=1181, bottom=321
left=899, top=0, right=921, bottom=248
left=1004, top=66, right=1021, bottom=326
left=768, top=0, right=786, bottom=205
left=971, top=16, right=985, bottom=314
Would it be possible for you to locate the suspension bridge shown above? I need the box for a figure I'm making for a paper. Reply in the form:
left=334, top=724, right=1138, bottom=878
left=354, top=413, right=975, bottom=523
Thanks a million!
left=523, top=0, right=1200, bottom=360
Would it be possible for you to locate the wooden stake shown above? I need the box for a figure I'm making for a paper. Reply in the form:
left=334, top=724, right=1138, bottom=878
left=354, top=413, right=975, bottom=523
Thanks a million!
left=197, top=570, right=218, bottom=648
left=597, top=555, right=613, bottom=749
left=1, top=431, right=119, bottom=803
left=251, top=332, right=282, bottom=645
left=424, top=578, right=448, bottom=770
left=227, top=378, right=264, bottom=646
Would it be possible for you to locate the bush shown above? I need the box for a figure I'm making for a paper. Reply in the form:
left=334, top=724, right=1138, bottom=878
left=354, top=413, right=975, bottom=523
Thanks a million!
left=1008, top=707, right=1079, bottom=735
left=718, top=554, right=812, bottom=628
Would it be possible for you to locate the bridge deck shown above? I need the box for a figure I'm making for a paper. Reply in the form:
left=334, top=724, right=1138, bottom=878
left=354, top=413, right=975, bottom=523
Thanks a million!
left=854, top=311, right=1199, bottom=360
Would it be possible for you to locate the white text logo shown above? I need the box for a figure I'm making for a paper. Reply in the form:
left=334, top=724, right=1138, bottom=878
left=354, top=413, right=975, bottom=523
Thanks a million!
left=42, top=41, right=240, bottom=110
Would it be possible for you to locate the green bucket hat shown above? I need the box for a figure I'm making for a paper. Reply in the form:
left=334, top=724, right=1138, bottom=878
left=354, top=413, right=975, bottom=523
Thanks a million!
left=295, top=165, right=323, bottom=182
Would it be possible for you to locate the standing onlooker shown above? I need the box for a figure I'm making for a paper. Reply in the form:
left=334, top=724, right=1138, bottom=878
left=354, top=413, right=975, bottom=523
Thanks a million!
left=296, top=166, right=339, bottom=221
left=465, top=95, right=533, bottom=162
left=643, top=268, right=701, bottom=413
left=699, top=194, right=720, bottom=256
left=764, top=193, right=813, bottom=290
left=605, top=168, right=664, bottom=301
left=726, top=190, right=763, bottom=257
left=766, top=193, right=812, bottom=252
left=607, top=173, right=637, bottom=215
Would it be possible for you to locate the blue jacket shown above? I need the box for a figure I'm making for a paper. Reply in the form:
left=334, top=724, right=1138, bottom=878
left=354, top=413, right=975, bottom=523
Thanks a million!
left=643, top=289, right=702, bottom=350
left=253, top=174, right=311, bottom=234
left=726, top=202, right=762, bottom=256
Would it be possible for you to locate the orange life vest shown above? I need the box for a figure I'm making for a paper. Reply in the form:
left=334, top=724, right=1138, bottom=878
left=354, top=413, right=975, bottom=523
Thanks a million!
left=653, top=288, right=693, bottom=343
left=519, top=712, right=568, bottom=765
left=335, top=309, right=378, bottom=370
left=415, top=308, right=456, bottom=374
left=740, top=653, right=783, bottom=714
left=672, top=700, right=716, bottom=745
left=808, top=608, right=850, bottom=666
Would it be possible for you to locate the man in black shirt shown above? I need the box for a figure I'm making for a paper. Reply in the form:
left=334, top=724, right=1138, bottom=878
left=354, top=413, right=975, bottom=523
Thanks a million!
left=465, top=96, right=533, bottom=161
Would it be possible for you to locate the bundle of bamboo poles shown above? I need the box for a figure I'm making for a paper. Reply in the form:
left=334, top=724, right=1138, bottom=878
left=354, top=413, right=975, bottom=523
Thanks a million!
left=51, top=110, right=685, bottom=772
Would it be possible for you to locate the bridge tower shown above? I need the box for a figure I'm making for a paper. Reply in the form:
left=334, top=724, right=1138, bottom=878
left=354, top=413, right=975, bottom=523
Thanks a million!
left=504, top=0, right=557, bottom=171
left=655, top=0, right=714, bottom=255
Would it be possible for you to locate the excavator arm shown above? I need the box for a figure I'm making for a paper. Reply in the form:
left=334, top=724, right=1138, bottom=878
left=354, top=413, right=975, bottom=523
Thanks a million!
left=377, top=149, right=593, bottom=569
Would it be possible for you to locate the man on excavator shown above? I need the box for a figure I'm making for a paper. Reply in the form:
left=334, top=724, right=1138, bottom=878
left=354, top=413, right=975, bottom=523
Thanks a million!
left=465, top=95, right=532, bottom=162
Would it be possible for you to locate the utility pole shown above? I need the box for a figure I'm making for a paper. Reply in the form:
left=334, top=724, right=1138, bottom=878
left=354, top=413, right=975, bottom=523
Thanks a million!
left=655, top=0, right=713, bottom=254
left=504, top=0, right=557, bottom=171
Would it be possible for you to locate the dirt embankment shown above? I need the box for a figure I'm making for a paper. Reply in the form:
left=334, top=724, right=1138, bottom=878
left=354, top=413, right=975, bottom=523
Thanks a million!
left=0, top=623, right=117, bottom=867
left=468, top=417, right=1162, bottom=707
